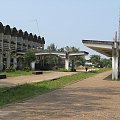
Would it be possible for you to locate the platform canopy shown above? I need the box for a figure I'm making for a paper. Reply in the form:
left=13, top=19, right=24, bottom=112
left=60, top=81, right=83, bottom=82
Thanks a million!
left=82, top=40, right=113, bottom=57
left=82, top=39, right=120, bottom=80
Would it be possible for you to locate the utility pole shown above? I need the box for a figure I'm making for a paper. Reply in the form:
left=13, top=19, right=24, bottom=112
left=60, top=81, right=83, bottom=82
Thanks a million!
left=118, top=10, right=120, bottom=78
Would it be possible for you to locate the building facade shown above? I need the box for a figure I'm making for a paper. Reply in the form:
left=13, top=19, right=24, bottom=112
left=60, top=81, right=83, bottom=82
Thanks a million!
left=0, top=22, right=45, bottom=71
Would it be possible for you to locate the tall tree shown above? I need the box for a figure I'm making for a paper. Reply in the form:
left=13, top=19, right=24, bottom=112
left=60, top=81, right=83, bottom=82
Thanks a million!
left=75, top=56, right=86, bottom=66
left=70, top=47, right=79, bottom=52
left=45, top=44, right=85, bottom=69
left=57, top=47, right=64, bottom=52
left=100, top=58, right=112, bottom=68
left=24, top=50, right=36, bottom=67
left=44, top=43, right=58, bottom=69
left=90, top=55, right=101, bottom=67
left=47, top=43, right=57, bottom=51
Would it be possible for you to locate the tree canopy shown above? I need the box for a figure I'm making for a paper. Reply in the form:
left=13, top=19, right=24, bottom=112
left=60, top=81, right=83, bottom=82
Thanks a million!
left=44, top=43, right=86, bottom=68
left=47, top=43, right=57, bottom=51
left=24, top=50, right=36, bottom=67
left=90, top=55, right=111, bottom=68
left=44, top=44, right=112, bottom=69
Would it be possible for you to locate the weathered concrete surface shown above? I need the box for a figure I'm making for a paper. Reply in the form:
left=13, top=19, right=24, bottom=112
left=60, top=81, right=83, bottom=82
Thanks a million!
left=1, top=71, right=120, bottom=120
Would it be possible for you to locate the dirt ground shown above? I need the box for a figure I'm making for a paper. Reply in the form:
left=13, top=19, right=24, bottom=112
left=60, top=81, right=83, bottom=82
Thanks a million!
left=0, top=70, right=120, bottom=120
left=0, top=71, right=76, bottom=88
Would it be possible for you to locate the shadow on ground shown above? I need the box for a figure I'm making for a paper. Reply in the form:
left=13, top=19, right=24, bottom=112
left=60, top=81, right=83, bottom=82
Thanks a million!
left=104, top=73, right=120, bottom=81
left=103, top=74, right=112, bottom=81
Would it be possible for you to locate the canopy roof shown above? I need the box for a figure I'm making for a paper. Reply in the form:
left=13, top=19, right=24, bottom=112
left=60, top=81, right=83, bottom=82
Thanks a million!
left=82, top=40, right=113, bottom=57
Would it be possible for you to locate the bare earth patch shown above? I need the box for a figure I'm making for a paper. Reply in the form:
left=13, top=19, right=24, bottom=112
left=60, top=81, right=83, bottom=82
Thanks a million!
left=0, top=71, right=76, bottom=88
left=1, top=71, right=120, bottom=120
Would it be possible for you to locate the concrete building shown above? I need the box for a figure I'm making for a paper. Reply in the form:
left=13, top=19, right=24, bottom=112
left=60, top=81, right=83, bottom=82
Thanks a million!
left=0, top=22, right=45, bottom=71
left=0, top=22, right=88, bottom=71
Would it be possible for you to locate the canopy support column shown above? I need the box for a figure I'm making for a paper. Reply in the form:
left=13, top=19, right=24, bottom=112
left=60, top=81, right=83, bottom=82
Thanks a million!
left=112, top=33, right=119, bottom=80
left=65, top=52, right=69, bottom=70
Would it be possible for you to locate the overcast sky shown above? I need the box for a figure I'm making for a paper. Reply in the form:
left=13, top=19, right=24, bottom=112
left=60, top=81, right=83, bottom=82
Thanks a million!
left=0, top=0, right=120, bottom=58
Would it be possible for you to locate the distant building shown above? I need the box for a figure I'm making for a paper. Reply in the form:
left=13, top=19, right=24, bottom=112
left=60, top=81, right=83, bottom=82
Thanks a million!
left=0, top=22, right=45, bottom=70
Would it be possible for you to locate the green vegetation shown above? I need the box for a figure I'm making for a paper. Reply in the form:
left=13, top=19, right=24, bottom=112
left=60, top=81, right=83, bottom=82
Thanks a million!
left=44, top=43, right=86, bottom=70
left=0, top=68, right=110, bottom=107
left=45, top=44, right=111, bottom=70
left=0, top=70, right=32, bottom=77
left=24, top=50, right=36, bottom=68
left=90, top=55, right=112, bottom=68
left=5, top=66, right=16, bottom=72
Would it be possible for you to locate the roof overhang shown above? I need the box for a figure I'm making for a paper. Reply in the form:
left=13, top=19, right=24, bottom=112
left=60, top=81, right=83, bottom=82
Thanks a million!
left=69, top=51, right=89, bottom=56
left=82, top=40, right=113, bottom=57
left=36, top=51, right=89, bottom=56
left=17, top=51, right=89, bottom=56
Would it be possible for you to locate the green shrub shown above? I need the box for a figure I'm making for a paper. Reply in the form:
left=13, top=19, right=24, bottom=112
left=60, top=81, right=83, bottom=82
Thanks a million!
left=53, top=66, right=58, bottom=70
left=70, top=68, right=76, bottom=72
left=23, top=67, right=31, bottom=72
left=6, top=66, right=16, bottom=72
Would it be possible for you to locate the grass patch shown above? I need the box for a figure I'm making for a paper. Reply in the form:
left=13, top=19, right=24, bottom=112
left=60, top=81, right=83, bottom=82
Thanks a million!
left=89, top=68, right=111, bottom=73
left=0, top=68, right=110, bottom=107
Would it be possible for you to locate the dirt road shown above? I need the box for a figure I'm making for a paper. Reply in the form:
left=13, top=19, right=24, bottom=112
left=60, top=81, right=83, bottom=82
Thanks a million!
left=1, top=71, right=120, bottom=120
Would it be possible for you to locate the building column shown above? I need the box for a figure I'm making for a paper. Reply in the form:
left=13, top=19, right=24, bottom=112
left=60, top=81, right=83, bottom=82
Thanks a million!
left=65, top=52, right=69, bottom=70
left=112, top=55, right=119, bottom=80
left=13, top=57, right=17, bottom=69
left=0, top=33, right=3, bottom=70
left=31, top=61, right=35, bottom=71
left=65, top=59, right=69, bottom=70
left=112, top=34, right=119, bottom=80
left=5, top=34, right=11, bottom=68
left=7, top=54, right=10, bottom=68
left=118, top=50, right=120, bottom=78
left=42, top=56, right=44, bottom=67
left=0, top=54, right=3, bottom=71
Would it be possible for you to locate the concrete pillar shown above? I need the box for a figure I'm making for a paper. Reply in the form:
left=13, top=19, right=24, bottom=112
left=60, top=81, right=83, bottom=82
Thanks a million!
left=112, top=55, right=114, bottom=80
left=11, top=36, right=17, bottom=69
left=11, top=36, right=17, bottom=51
left=112, top=55, right=118, bottom=80
left=7, top=54, right=10, bottom=68
left=41, top=44, right=44, bottom=50
left=42, top=56, right=44, bottom=67
left=0, top=33, right=3, bottom=70
left=0, top=54, right=3, bottom=71
left=65, top=52, right=69, bottom=70
left=25, top=39, right=28, bottom=50
left=0, top=33, right=3, bottom=49
left=16, top=37, right=23, bottom=51
left=31, top=61, right=35, bottom=71
left=13, top=57, right=17, bottom=69
left=40, top=56, right=42, bottom=66
left=3, top=34, right=11, bottom=68
left=65, top=59, right=69, bottom=70
left=17, top=37, right=23, bottom=51
left=71, top=60, right=75, bottom=71
left=112, top=34, right=119, bottom=80
left=118, top=53, right=120, bottom=78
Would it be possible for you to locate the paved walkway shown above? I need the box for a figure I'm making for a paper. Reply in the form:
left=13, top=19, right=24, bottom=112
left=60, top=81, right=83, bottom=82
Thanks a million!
left=0, top=71, right=77, bottom=88
left=1, top=71, right=120, bottom=120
